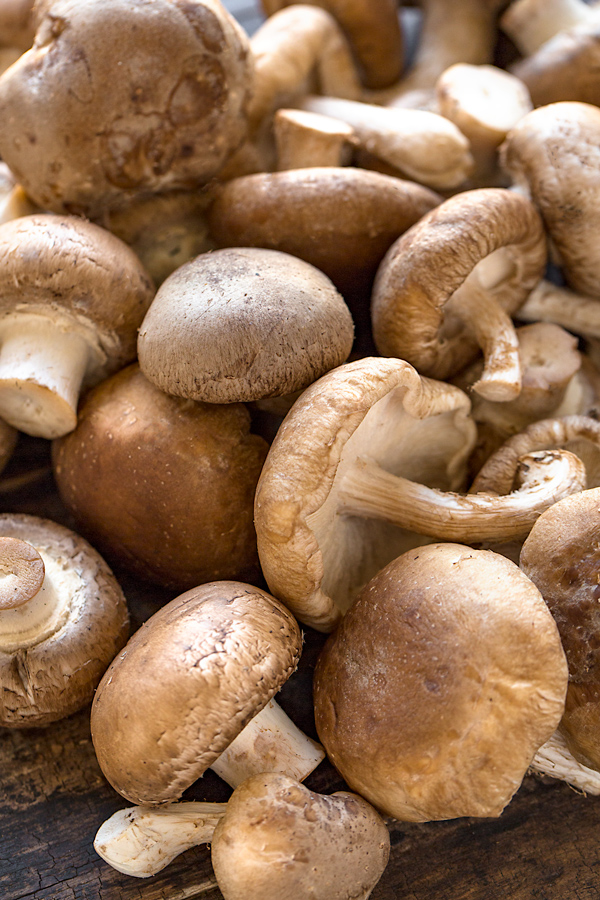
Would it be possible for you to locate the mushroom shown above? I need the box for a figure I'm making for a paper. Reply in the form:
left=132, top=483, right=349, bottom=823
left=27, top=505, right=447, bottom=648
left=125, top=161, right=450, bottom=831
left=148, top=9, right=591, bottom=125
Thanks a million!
left=0, top=0, right=254, bottom=217
left=0, top=512, right=129, bottom=727
left=530, top=729, right=600, bottom=795
left=90, top=582, right=325, bottom=805
left=520, top=487, right=600, bottom=771
left=0, top=213, right=154, bottom=439
left=137, top=247, right=354, bottom=404
left=52, top=364, right=269, bottom=592
left=0, top=0, right=37, bottom=52
left=272, top=108, right=357, bottom=169
left=0, top=163, right=39, bottom=224
left=94, top=772, right=390, bottom=896
left=500, top=0, right=598, bottom=56
left=371, top=188, right=547, bottom=401
left=518, top=278, right=600, bottom=340
left=313, top=543, right=568, bottom=821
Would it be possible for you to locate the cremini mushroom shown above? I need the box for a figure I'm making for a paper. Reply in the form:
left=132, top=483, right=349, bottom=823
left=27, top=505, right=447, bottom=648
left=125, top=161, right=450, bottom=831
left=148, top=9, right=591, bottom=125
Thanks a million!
left=371, top=188, right=547, bottom=401
left=313, top=543, right=568, bottom=821
left=0, top=513, right=129, bottom=727
left=0, top=214, right=154, bottom=438
left=0, top=0, right=253, bottom=218
left=52, top=364, right=268, bottom=591
left=137, top=246, right=354, bottom=404
left=91, top=582, right=325, bottom=805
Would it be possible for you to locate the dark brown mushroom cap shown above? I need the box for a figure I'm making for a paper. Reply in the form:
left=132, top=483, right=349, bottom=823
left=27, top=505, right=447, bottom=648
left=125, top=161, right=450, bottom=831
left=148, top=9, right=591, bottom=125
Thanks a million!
left=211, top=773, right=390, bottom=900
left=371, top=188, right=547, bottom=379
left=90, top=582, right=303, bottom=805
left=0, top=214, right=154, bottom=380
left=0, top=0, right=253, bottom=217
left=52, top=364, right=268, bottom=591
left=137, top=246, right=355, bottom=404
left=207, top=167, right=441, bottom=300
left=313, top=543, right=568, bottom=822
left=0, top=513, right=129, bottom=728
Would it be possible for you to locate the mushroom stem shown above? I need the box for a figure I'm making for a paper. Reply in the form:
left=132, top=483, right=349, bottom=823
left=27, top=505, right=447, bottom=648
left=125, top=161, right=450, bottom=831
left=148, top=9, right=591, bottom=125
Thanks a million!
left=210, top=698, right=326, bottom=788
left=530, top=729, right=600, bottom=795
left=94, top=801, right=227, bottom=878
left=273, top=108, right=356, bottom=169
left=0, top=315, right=90, bottom=438
left=518, top=279, right=600, bottom=339
left=337, top=450, right=586, bottom=542
left=500, top=0, right=597, bottom=55
left=0, top=536, right=44, bottom=610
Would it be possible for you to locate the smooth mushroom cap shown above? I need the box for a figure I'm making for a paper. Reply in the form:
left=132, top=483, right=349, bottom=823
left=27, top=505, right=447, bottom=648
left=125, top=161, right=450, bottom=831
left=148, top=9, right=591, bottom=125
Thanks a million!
left=0, top=0, right=253, bottom=217
left=0, top=0, right=36, bottom=50
left=520, top=488, right=600, bottom=769
left=138, top=247, right=355, bottom=404
left=211, top=773, right=391, bottom=900
left=313, top=543, right=568, bottom=822
left=0, top=513, right=129, bottom=728
left=90, top=582, right=302, bottom=805
left=52, top=364, right=268, bottom=591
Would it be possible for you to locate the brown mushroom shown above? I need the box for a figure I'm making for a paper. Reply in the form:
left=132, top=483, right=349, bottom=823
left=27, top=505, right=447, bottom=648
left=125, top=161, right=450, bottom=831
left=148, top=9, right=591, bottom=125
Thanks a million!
left=313, top=543, right=568, bottom=821
left=0, top=513, right=129, bottom=727
left=91, top=582, right=324, bottom=805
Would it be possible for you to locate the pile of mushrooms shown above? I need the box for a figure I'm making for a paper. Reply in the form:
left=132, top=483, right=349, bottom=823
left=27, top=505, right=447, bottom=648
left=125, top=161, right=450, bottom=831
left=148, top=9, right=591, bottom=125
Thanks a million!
left=5, top=0, right=600, bottom=896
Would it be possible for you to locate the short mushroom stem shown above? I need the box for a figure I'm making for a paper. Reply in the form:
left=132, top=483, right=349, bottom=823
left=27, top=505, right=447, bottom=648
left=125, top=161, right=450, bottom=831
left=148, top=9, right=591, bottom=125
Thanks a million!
left=337, top=449, right=586, bottom=543
left=530, top=729, right=600, bottom=795
left=0, top=315, right=90, bottom=437
left=518, top=279, right=600, bottom=340
left=500, top=0, right=597, bottom=56
left=273, top=108, right=356, bottom=170
left=209, top=698, right=326, bottom=788
left=94, top=802, right=227, bottom=878
left=0, top=536, right=44, bottom=610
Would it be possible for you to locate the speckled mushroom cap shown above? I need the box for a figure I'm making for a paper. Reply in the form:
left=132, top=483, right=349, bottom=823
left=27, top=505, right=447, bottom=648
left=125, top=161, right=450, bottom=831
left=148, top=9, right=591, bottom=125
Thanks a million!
left=371, top=187, right=547, bottom=381
left=0, top=0, right=253, bottom=218
left=520, top=488, right=600, bottom=770
left=254, top=356, right=476, bottom=631
left=90, top=581, right=302, bottom=805
left=211, top=773, right=390, bottom=900
left=138, top=247, right=354, bottom=404
left=313, top=543, right=568, bottom=822
left=0, top=513, right=129, bottom=728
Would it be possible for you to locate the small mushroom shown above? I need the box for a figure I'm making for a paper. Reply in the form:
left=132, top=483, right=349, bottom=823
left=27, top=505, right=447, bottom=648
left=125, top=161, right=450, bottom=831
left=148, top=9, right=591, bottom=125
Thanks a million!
left=91, top=582, right=325, bottom=805
left=0, top=513, right=129, bottom=727
left=313, top=543, right=568, bottom=821
left=0, top=214, right=154, bottom=438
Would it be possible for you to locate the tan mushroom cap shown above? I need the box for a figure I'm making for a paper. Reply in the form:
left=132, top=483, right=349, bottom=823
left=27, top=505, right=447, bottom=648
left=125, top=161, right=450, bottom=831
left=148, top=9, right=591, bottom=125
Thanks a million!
left=0, top=0, right=36, bottom=50
left=313, top=543, right=568, bottom=822
left=90, top=582, right=302, bottom=805
left=0, top=513, right=129, bottom=728
left=211, top=773, right=390, bottom=900
left=138, top=247, right=355, bottom=404
left=520, top=488, right=600, bottom=769
left=0, top=0, right=253, bottom=217
left=371, top=188, right=547, bottom=392
left=52, top=364, right=268, bottom=591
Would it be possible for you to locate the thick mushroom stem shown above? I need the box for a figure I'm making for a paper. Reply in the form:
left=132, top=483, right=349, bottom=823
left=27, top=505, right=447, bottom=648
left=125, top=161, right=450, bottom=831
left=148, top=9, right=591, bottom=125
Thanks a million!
left=450, top=277, right=522, bottom=402
left=210, top=698, right=326, bottom=788
left=530, top=729, right=600, bottom=795
left=0, top=536, right=44, bottom=610
left=337, top=449, right=586, bottom=543
left=94, top=802, right=226, bottom=878
left=0, top=315, right=90, bottom=438
left=500, top=0, right=597, bottom=55
left=518, top=279, right=600, bottom=340
left=274, top=108, right=356, bottom=169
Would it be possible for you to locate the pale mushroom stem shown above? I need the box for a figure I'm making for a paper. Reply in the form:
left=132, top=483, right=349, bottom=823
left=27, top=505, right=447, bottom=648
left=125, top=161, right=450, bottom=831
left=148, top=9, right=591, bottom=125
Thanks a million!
left=274, top=108, right=356, bottom=170
left=94, top=801, right=227, bottom=878
left=450, top=278, right=522, bottom=402
left=337, top=449, right=586, bottom=543
left=0, top=536, right=45, bottom=610
left=210, top=698, right=326, bottom=788
left=530, top=729, right=600, bottom=795
left=518, top=279, right=600, bottom=339
left=500, top=0, right=597, bottom=56
left=0, top=315, right=90, bottom=438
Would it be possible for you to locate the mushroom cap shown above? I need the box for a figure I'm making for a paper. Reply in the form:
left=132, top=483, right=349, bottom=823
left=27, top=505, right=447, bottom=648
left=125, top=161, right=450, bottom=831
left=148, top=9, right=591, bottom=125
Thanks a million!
left=254, top=356, right=476, bottom=631
left=52, top=364, right=268, bottom=591
left=313, top=543, right=568, bottom=822
left=371, top=188, right=547, bottom=379
left=0, top=0, right=253, bottom=217
left=207, top=167, right=441, bottom=300
left=211, top=773, right=390, bottom=900
left=0, top=214, right=154, bottom=381
left=137, top=246, right=354, bottom=404
left=90, top=581, right=302, bottom=805
left=0, top=0, right=36, bottom=50
left=0, top=513, right=129, bottom=728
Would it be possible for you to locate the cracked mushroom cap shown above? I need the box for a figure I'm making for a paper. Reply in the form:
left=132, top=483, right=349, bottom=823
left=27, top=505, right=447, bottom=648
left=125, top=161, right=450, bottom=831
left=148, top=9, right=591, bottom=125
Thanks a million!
left=0, top=0, right=253, bottom=218
left=90, top=581, right=302, bottom=805
left=0, top=513, right=129, bottom=728
left=211, top=773, right=390, bottom=900
left=137, top=247, right=354, bottom=404
left=313, top=543, right=568, bottom=822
